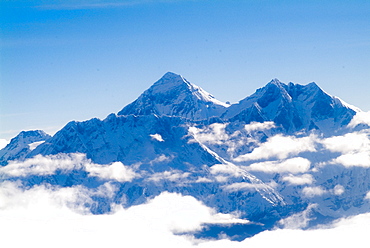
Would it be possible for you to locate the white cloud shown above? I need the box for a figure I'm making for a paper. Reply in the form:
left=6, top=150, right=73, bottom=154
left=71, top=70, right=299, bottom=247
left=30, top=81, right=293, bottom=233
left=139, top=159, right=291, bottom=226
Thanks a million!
left=223, top=182, right=266, bottom=192
left=234, top=134, right=317, bottom=162
left=244, top=121, right=275, bottom=133
left=282, top=174, right=314, bottom=185
left=150, top=133, right=164, bottom=142
left=332, top=185, right=345, bottom=196
left=0, top=153, right=137, bottom=182
left=0, top=139, right=9, bottom=150
left=321, top=132, right=370, bottom=167
left=85, top=161, right=137, bottom=182
left=364, top=191, right=370, bottom=200
left=2, top=181, right=370, bottom=248
left=330, top=152, right=370, bottom=167
left=302, top=186, right=327, bottom=198
left=210, top=163, right=244, bottom=177
left=248, top=157, right=311, bottom=174
left=150, top=154, right=173, bottom=165
left=147, top=170, right=190, bottom=182
left=188, top=123, right=229, bottom=145
left=0, top=182, right=252, bottom=248
left=279, top=204, right=317, bottom=229
left=28, top=141, right=45, bottom=151
left=321, top=132, right=370, bottom=154
left=348, top=111, right=370, bottom=128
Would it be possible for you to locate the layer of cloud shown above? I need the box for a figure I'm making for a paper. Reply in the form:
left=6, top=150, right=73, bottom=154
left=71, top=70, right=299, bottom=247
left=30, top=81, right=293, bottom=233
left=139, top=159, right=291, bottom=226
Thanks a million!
left=0, top=153, right=137, bottom=182
left=248, top=157, right=311, bottom=174
left=234, top=134, right=317, bottom=162
left=1, top=180, right=370, bottom=248
left=0, top=181, right=251, bottom=248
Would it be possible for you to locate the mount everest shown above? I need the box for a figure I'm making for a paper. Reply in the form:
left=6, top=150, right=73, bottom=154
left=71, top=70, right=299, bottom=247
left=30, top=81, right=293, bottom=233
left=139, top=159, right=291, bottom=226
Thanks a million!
left=1, top=72, right=370, bottom=241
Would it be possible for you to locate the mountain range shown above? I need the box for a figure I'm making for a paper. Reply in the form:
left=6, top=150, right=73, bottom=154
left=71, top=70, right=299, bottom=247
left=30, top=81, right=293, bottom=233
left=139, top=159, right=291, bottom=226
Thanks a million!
left=1, top=72, right=369, bottom=240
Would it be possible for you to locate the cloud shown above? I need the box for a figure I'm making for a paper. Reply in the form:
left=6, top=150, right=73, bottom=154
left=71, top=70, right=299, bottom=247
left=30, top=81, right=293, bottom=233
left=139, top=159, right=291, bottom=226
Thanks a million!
left=147, top=170, right=190, bottom=182
left=85, top=161, right=137, bottom=182
left=282, top=174, right=314, bottom=185
left=332, top=185, right=345, bottom=196
left=189, top=123, right=229, bottom=145
left=248, top=157, right=311, bottom=174
left=0, top=153, right=137, bottom=182
left=0, top=139, right=9, bottom=150
left=28, top=141, right=45, bottom=151
left=0, top=181, right=251, bottom=248
left=2, top=179, right=370, bottom=248
left=223, top=182, right=267, bottom=192
left=278, top=204, right=317, bottom=229
left=150, top=154, right=173, bottom=165
left=210, top=163, right=244, bottom=177
left=150, top=133, right=164, bottom=142
left=244, top=121, right=275, bottom=133
left=364, top=191, right=370, bottom=200
left=320, top=131, right=370, bottom=167
left=234, top=134, right=317, bottom=162
left=321, top=132, right=370, bottom=154
left=348, top=111, right=370, bottom=128
left=302, top=186, right=327, bottom=198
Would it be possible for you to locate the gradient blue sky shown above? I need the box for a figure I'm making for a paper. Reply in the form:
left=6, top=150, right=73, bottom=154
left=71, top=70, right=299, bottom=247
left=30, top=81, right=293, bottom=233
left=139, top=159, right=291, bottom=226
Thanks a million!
left=1, top=0, right=370, bottom=140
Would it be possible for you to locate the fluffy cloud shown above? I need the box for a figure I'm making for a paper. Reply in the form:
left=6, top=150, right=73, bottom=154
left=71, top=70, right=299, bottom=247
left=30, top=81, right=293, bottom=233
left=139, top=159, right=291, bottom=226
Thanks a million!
left=147, top=170, right=190, bottom=182
left=278, top=204, right=317, bottom=229
left=150, top=133, right=164, bottom=142
left=321, top=132, right=370, bottom=154
left=282, top=174, right=314, bottom=185
left=333, top=185, right=345, bottom=196
left=0, top=153, right=137, bottom=182
left=248, top=157, right=311, bottom=174
left=0, top=181, right=251, bottom=248
left=302, top=186, right=327, bottom=198
left=85, top=161, right=137, bottom=182
left=223, top=182, right=267, bottom=192
left=244, top=121, right=275, bottom=133
left=234, top=134, right=317, bottom=162
left=348, top=111, right=370, bottom=128
left=1, top=180, right=370, bottom=248
left=210, top=163, right=244, bottom=177
left=188, top=123, right=229, bottom=145
left=0, top=139, right=9, bottom=150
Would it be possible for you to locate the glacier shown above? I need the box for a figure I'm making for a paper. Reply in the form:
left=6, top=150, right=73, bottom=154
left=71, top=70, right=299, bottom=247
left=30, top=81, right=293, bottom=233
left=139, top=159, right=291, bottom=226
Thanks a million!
left=1, top=72, right=370, bottom=241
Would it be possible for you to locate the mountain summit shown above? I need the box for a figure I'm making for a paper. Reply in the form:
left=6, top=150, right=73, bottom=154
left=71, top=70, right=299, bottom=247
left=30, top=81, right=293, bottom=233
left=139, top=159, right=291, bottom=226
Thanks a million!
left=118, top=72, right=229, bottom=120
left=118, top=72, right=359, bottom=134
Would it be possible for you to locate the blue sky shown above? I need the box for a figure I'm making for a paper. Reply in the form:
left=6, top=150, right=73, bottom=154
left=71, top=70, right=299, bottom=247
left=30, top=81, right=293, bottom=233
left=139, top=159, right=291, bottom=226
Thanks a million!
left=1, top=0, right=370, bottom=140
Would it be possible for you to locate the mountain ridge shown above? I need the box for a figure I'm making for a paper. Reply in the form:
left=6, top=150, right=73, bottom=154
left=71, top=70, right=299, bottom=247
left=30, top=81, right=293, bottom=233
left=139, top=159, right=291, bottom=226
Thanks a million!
left=1, top=72, right=368, bottom=241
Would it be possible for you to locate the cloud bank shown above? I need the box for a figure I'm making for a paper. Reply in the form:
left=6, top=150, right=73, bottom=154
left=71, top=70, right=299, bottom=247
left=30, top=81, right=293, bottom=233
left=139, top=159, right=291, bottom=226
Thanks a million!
left=0, top=180, right=369, bottom=248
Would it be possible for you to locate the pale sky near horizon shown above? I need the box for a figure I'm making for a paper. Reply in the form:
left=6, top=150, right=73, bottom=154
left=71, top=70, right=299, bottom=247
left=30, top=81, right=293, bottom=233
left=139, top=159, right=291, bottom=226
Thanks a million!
left=1, top=0, right=370, bottom=141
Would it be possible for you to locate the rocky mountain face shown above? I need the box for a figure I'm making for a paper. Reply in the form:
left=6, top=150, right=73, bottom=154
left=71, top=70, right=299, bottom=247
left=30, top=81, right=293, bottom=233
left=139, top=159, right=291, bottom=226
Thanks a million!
left=1, top=72, right=368, bottom=240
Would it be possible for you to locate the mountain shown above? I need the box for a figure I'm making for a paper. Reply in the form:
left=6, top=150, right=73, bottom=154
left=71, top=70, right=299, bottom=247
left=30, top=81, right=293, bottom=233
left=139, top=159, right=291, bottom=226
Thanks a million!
left=0, top=72, right=368, bottom=241
left=0, top=130, right=50, bottom=166
left=222, top=79, right=358, bottom=134
left=118, top=72, right=229, bottom=120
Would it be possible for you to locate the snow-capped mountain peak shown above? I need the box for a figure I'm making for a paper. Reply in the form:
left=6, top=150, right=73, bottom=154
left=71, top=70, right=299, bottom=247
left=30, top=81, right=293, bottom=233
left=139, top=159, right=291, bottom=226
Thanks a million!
left=117, top=72, right=229, bottom=120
